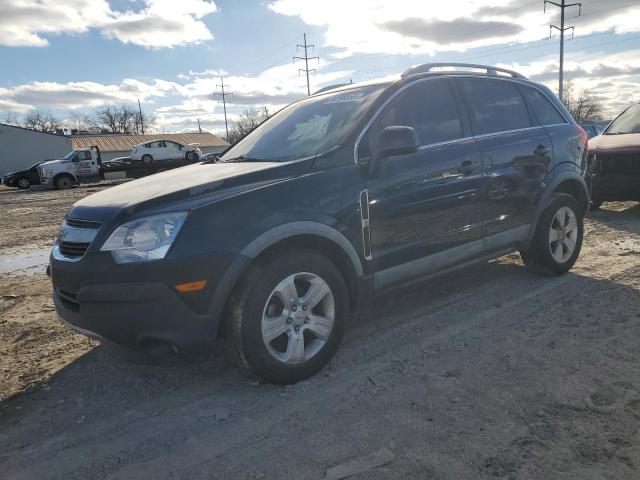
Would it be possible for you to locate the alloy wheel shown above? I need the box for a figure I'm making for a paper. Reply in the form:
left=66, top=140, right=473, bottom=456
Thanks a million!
left=549, top=206, right=578, bottom=263
left=261, top=272, right=335, bottom=364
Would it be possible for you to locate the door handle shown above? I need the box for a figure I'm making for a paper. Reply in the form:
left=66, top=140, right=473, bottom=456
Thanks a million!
left=535, top=145, right=552, bottom=157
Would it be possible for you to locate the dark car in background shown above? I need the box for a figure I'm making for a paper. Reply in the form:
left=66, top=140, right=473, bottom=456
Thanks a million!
left=49, top=63, right=589, bottom=384
left=2, top=162, right=43, bottom=189
left=580, top=123, right=604, bottom=139
left=589, top=103, right=640, bottom=209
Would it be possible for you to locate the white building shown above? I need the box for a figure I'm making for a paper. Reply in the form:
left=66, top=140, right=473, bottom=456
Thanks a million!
left=0, top=124, right=71, bottom=176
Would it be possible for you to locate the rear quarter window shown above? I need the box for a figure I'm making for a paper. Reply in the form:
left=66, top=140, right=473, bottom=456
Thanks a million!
left=458, top=78, right=531, bottom=135
left=519, top=85, right=566, bottom=126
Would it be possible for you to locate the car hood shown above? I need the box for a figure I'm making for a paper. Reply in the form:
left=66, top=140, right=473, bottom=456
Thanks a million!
left=589, top=133, right=640, bottom=154
left=40, top=159, right=66, bottom=167
left=68, top=160, right=312, bottom=223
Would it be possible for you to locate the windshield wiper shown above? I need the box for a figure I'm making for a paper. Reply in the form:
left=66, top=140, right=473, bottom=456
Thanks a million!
left=219, top=155, right=263, bottom=163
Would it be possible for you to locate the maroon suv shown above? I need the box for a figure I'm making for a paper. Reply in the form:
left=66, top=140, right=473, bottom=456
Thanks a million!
left=589, top=103, right=640, bottom=209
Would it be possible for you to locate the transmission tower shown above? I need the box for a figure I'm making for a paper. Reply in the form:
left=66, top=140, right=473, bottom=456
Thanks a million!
left=293, top=33, right=319, bottom=96
left=545, top=0, right=582, bottom=102
left=214, top=77, right=232, bottom=139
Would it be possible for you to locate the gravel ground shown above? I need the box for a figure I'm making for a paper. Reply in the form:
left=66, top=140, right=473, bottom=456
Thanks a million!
left=1, top=183, right=640, bottom=479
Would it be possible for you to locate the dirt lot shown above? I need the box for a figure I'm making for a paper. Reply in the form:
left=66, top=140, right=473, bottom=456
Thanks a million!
left=1, top=183, right=640, bottom=479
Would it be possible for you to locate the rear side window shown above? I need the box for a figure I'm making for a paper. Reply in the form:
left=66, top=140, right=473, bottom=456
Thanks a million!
left=376, top=79, right=463, bottom=146
left=458, top=78, right=531, bottom=135
left=519, top=86, right=566, bottom=126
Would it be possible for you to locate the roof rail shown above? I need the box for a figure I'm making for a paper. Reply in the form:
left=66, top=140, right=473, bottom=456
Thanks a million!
left=401, top=63, right=526, bottom=79
left=312, top=83, right=351, bottom=95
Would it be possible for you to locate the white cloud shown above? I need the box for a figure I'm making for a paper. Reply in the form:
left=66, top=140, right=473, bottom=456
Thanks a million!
left=268, top=0, right=640, bottom=56
left=0, top=78, right=184, bottom=110
left=0, top=0, right=218, bottom=48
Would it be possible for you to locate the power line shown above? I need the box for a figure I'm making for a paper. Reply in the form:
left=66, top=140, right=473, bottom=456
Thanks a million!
left=214, top=77, right=232, bottom=139
left=294, top=33, right=319, bottom=96
left=545, top=0, right=582, bottom=101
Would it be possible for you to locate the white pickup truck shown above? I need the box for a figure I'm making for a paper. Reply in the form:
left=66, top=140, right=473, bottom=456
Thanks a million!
left=38, top=146, right=103, bottom=189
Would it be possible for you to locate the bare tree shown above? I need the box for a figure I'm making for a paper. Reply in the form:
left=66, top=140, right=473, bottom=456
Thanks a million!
left=133, top=109, right=156, bottom=135
left=90, top=104, right=156, bottom=134
left=22, top=109, right=61, bottom=132
left=227, top=106, right=270, bottom=144
left=0, top=111, right=20, bottom=126
left=562, top=81, right=603, bottom=123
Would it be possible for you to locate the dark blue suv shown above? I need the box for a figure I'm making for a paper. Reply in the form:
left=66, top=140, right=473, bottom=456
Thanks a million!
left=50, top=63, right=590, bottom=384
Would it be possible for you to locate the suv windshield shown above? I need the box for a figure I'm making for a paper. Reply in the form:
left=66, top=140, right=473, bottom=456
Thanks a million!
left=219, top=85, right=386, bottom=163
left=605, top=104, right=640, bottom=135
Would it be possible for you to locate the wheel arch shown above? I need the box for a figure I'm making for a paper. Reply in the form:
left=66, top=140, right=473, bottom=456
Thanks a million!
left=209, top=222, right=364, bottom=336
left=52, top=172, right=77, bottom=187
left=526, top=171, right=589, bottom=246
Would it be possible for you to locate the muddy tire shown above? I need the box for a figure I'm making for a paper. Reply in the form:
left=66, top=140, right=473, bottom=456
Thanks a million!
left=520, top=193, right=583, bottom=276
left=227, top=249, right=348, bottom=384
left=54, top=175, right=74, bottom=190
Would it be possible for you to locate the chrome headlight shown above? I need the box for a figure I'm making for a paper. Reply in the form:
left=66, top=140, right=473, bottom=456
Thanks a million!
left=101, top=212, right=188, bottom=263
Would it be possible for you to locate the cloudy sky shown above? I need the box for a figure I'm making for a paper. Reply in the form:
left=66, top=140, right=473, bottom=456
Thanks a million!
left=1, top=0, right=640, bottom=134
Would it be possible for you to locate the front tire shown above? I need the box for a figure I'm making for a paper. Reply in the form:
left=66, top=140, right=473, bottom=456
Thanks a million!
left=142, top=154, right=153, bottom=164
left=17, top=177, right=31, bottom=189
left=227, top=249, right=348, bottom=384
left=520, top=193, right=583, bottom=276
left=54, top=175, right=74, bottom=190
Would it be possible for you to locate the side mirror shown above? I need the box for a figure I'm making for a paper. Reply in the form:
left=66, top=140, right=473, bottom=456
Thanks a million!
left=375, top=126, right=419, bottom=160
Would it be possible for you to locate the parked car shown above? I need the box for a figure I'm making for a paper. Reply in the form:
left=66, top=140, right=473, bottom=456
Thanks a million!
left=49, top=63, right=589, bottom=384
left=200, top=152, right=220, bottom=163
left=2, top=162, right=43, bottom=189
left=131, top=140, right=202, bottom=164
left=580, top=123, right=604, bottom=139
left=588, top=103, right=640, bottom=209
left=101, top=157, right=132, bottom=172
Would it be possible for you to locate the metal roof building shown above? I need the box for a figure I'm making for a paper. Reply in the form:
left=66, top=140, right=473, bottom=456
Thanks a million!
left=70, top=133, right=229, bottom=157
left=0, top=126, right=229, bottom=176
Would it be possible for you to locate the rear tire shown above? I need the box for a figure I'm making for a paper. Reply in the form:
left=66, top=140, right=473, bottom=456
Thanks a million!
left=142, top=154, right=153, bottom=164
left=520, top=193, right=583, bottom=276
left=17, top=177, right=31, bottom=189
left=227, top=249, right=348, bottom=384
left=54, top=175, right=74, bottom=190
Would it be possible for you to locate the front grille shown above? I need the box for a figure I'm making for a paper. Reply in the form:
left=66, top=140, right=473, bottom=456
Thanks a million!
left=597, top=154, right=640, bottom=174
left=66, top=218, right=102, bottom=230
left=59, top=241, right=91, bottom=258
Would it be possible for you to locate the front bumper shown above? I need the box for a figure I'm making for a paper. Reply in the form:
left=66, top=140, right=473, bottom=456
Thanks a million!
left=50, top=250, right=239, bottom=355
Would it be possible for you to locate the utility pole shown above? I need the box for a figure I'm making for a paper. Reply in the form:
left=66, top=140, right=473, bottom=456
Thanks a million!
left=215, top=77, right=232, bottom=140
left=293, top=33, right=319, bottom=96
left=197, top=117, right=202, bottom=134
left=545, top=0, right=581, bottom=102
left=137, top=98, right=145, bottom=135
